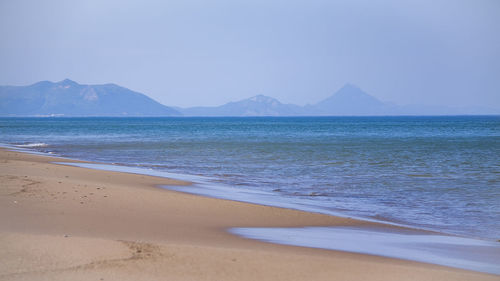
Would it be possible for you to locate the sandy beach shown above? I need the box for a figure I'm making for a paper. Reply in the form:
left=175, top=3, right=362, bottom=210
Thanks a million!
left=0, top=148, right=497, bottom=281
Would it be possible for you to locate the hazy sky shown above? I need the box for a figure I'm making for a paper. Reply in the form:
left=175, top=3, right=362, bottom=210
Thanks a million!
left=1, top=0, right=499, bottom=108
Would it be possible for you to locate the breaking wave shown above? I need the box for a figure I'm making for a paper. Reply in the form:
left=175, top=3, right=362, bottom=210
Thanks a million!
left=15, top=143, right=49, bottom=148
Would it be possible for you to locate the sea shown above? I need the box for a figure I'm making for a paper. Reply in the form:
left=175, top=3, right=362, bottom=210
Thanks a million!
left=1, top=116, right=499, bottom=241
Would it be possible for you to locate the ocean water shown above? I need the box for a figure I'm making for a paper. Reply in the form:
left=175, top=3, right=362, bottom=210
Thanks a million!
left=1, top=116, right=499, bottom=240
left=230, top=226, right=500, bottom=274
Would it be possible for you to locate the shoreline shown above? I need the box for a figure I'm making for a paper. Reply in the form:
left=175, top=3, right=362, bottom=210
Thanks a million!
left=3, top=143, right=427, bottom=233
left=1, top=148, right=498, bottom=280
left=2, top=143, right=478, bottom=239
left=8, top=143, right=499, bottom=241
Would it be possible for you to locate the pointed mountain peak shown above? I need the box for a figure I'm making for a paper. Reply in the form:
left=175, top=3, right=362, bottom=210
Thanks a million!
left=313, top=83, right=386, bottom=115
left=58, top=79, right=79, bottom=86
left=247, top=94, right=280, bottom=104
left=334, top=83, right=369, bottom=98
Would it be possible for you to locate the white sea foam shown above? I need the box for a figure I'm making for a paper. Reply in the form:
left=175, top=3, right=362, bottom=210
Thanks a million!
left=15, top=143, right=49, bottom=148
left=2, top=116, right=499, bottom=241
left=230, top=226, right=500, bottom=275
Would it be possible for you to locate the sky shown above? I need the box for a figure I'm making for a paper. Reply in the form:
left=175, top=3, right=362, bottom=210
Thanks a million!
left=0, top=0, right=499, bottom=109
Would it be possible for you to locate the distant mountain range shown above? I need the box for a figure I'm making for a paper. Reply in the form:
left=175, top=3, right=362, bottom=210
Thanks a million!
left=177, top=94, right=303, bottom=116
left=178, top=84, right=499, bottom=116
left=0, top=80, right=498, bottom=116
left=178, top=84, right=391, bottom=116
left=0, top=79, right=180, bottom=116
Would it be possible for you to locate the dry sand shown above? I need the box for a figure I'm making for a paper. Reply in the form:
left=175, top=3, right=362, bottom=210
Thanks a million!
left=0, top=148, right=497, bottom=281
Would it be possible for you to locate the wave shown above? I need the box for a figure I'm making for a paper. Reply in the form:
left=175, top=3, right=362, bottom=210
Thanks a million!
left=15, top=143, right=49, bottom=148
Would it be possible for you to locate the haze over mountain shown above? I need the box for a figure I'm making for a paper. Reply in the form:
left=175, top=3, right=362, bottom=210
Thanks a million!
left=1, top=1, right=499, bottom=111
left=178, top=84, right=391, bottom=116
left=305, top=84, right=390, bottom=116
left=178, top=95, right=303, bottom=116
left=1, top=80, right=498, bottom=117
left=0, top=79, right=180, bottom=116
left=179, top=84, right=499, bottom=116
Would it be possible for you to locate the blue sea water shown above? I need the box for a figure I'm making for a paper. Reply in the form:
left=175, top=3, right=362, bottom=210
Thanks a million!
left=1, top=116, right=499, bottom=240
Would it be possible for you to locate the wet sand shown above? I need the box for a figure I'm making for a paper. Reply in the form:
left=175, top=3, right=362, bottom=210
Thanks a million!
left=0, top=148, right=497, bottom=281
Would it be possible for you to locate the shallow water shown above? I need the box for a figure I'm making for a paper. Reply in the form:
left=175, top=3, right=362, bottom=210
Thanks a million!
left=50, top=161, right=500, bottom=274
left=230, top=226, right=500, bottom=275
left=1, top=116, right=499, bottom=240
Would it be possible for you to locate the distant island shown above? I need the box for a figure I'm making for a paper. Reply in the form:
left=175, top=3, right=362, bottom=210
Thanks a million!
left=0, top=79, right=180, bottom=117
left=0, top=79, right=497, bottom=116
left=178, top=84, right=392, bottom=116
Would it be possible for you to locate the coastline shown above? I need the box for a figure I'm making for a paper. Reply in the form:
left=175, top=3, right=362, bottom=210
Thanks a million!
left=0, top=148, right=498, bottom=280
